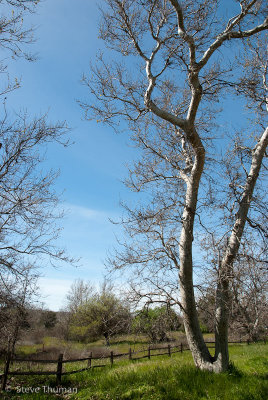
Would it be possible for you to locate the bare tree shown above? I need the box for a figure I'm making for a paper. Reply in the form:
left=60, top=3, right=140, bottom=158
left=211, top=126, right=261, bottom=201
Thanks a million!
left=0, top=0, right=40, bottom=96
left=0, top=0, right=38, bottom=56
left=0, top=114, right=75, bottom=347
left=0, top=2, right=78, bottom=360
left=0, top=4, right=78, bottom=356
left=81, top=1, right=267, bottom=372
left=65, top=279, right=94, bottom=315
left=0, top=0, right=76, bottom=284
left=0, top=112, right=75, bottom=284
left=0, top=265, right=38, bottom=355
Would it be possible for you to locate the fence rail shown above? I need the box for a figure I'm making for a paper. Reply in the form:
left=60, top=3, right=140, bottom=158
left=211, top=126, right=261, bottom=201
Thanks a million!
left=1, top=339, right=265, bottom=391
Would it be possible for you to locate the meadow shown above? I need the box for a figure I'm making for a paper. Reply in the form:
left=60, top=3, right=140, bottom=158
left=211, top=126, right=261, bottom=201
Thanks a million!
left=1, top=336, right=267, bottom=400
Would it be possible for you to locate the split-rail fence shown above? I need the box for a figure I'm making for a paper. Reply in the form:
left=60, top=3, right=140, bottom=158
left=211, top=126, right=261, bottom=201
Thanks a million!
left=0, top=339, right=263, bottom=391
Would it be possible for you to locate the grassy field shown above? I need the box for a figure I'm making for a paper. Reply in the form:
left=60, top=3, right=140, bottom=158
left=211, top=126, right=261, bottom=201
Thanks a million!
left=1, top=341, right=267, bottom=399
left=16, top=332, right=199, bottom=355
left=14, top=332, right=215, bottom=360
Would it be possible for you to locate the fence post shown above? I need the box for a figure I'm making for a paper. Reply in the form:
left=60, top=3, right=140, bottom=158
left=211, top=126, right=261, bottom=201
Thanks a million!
left=180, top=343, right=183, bottom=353
left=129, top=348, right=132, bottom=360
left=110, top=351, right=114, bottom=367
left=168, top=344, right=171, bottom=357
left=88, top=351, right=92, bottom=368
left=2, top=351, right=11, bottom=392
left=56, top=354, right=63, bottom=385
left=148, top=346, right=151, bottom=360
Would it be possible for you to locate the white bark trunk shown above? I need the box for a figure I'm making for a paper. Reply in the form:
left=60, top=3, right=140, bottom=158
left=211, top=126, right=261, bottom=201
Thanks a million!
left=180, top=127, right=267, bottom=372
left=179, top=127, right=214, bottom=370
left=213, top=126, right=268, bottom=370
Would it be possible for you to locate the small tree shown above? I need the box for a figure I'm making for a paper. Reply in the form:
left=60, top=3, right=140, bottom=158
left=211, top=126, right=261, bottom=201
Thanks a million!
left=71, top=282, right=131, bottom=345
left=66, top=279, right=94, bottom=314
left=61, top=279, right=94, bottom=340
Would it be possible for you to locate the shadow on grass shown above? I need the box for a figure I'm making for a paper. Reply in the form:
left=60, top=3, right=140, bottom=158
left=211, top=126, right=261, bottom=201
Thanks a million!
left=227, top=361, right=243, bottom=378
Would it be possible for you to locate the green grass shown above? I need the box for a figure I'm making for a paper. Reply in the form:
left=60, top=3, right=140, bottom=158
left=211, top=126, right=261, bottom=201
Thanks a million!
left=2, top=342, right=267, bottom=400
left=67, top=343, right=268, bottom=400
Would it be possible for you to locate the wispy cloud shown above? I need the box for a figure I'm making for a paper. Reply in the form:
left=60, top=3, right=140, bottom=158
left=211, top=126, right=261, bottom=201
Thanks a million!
left=60, top=203, right=110, bottom=222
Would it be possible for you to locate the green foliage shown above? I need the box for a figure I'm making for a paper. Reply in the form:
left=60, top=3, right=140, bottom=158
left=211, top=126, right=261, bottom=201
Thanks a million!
left=70, top=284, right=131, bottom=344
left=132, top=306, right=182, bottom=343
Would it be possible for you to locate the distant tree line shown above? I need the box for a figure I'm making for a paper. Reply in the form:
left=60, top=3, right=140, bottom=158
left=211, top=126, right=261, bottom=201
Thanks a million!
left=63, top=279, right=181, bottom=345
left=0, top=272, right=266, bottom=356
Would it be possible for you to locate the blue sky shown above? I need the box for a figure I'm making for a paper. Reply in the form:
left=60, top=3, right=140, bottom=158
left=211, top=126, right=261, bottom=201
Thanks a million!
left=3, top=0, right=140, bottom=310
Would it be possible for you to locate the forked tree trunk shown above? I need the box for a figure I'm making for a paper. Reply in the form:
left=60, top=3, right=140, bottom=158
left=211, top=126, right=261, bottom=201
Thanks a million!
left=180, top=127, right=268, bottom=373
left=180, top=271, right=230, bottom=372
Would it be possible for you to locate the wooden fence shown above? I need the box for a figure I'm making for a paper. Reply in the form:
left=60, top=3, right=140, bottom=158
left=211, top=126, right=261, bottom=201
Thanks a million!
left=0, top=339, right=264, bottom=391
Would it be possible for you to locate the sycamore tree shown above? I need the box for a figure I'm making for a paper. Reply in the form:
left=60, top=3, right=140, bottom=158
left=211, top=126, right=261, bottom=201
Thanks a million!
left=81, top=0, right=267, bottom=372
